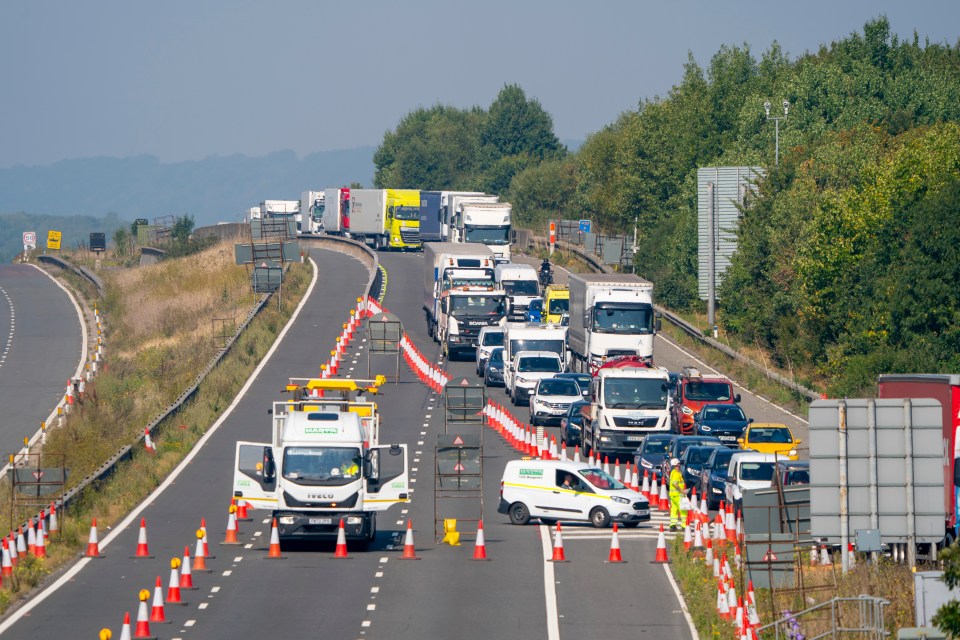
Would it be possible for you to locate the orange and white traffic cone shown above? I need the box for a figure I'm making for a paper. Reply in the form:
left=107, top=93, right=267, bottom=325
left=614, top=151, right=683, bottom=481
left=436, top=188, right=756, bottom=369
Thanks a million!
left=221, top=505, right=240, bottom=545
left=33, top=521, right=46, bottom=559
left=134, top=589, right=155, bottom=639
left=26, top=520, right=36, bottom=556
left=607, top=523, right=624, bottom=563
left=265, top=518, right=285, bottom=559
left=236, top=498, right=251, bottom=521
left=603, top=455, right=610, bottom=474
left=717, top=580, right=730, bottom=619
left=47, top=503, right=58, bottom=538
left=193, top=529, right=210, bottom=571
left=400, top=520, right=418, bottom=560
left=683, top=523, right=693, bottom=551
left=573, top=445, right=581, bottom=463
left=658, top=480, right=669, bottom=511
left=652, top=524, right=669, bottom=563
left=623, top=464, right=632, bottom=490
left=149, top=576, right=168, bottom=624
left=165, top=558, right=185, bottom=605
left=705, top=536, right=715, bottom=571
left=86, top=518, right=103, bottom=558
left=631, top=464, right=640, bottom=492
left=133, top=518, right=153, bottom=558
left=332, top=518, right=350, bottom=559
left=119, top=612, right=133, bottom=640
left=9, top=532, right=18, bottom=566
left=649, top=473, right=659, bottom=509
left=179, top=546, right=195, bottom=590
left=641, top=470, right=650, bottom=499
left=201, top=517, right=213, bottom=559
left=549, top=523, right=568, bottom=562
left=1, top=539, right=11, bottom=577
left=472, top=520, right=489, bottom=561
left=16, top=526, right=26, bottom=556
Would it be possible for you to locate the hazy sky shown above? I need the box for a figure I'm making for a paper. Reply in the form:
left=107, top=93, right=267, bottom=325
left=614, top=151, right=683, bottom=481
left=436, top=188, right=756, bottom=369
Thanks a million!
left=2, top=1, right=958, bottom=168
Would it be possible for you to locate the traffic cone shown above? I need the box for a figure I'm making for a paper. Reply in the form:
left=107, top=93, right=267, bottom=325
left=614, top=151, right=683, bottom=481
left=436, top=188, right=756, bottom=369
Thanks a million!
left=630, top=465, right=640, bottom=492
left=717, top=580, right=730, bottom=619
left=705, top=537, right=715, bottom=571
left=83, top=518, right=103, bottom=558
left=133, top=518, right=153, bottom=558
left=622, top=464, right=632, bottom=491
left=550, top=523, right=568, bottom=562
left=221, top=505, right=240, bottom=545
left=236, top=498, right=251, bottom=521
left=560, top=441, right=568, bottom=461
left=16, top=526, right=26, bottom=556
left=737, top=508, right=744, bottom=541
left=613, top=459, right=621, bottom=483
left=683, top=523, right=693, bottom=551
left=607, top=523, right=624, bottom=563
left=165, top=558, right=185, bottom=605
left=9, top=532, right=18, bottom=565
left=149, top=576, right=168, bottom=624
left=573, top=445, right=581, bottom=463
left=472, top=520, right=489, bottom=561
left=652, top=524, right=669, bottom=563
left=641, top=470, right=650, bottom=500
left=201, top=517, right=213, bottom=559
left=332, top=518, right=350, bottom=558
left=193, top=529, right=210, bottom=571
left=34, top=521, right=46, bottom=558
left=144, top=428, right=156, bottom=453
left=47, top=503, right=58, bottom=538
left=1, top=540, right=11, bottom=577
left=734, top=595, right=745, bottom=633
left=726, top=504, right=737, bottom=543
left=603, top=455, right=610, bottom=474
left=693, top=521, right=705, bottom=549
left=135, top=589, right=155, bottom=639
left=819, top=545, right=832, bottom=566
left=848, top=542, right=856, bottom=567
left=588, top=450, right=595, bottom=466
left=650, top=474, right=659, bottom=509
left=179, top=546, right=195, bottom=589
left=658, top=480, right=669, bottom=511
left=265, top=518, right=285, bottom=559
left=400, top=520, right=418, bottom=560
left=119, top=612, right=132, bottom=640
left=26, top=520, right=36, bottom=556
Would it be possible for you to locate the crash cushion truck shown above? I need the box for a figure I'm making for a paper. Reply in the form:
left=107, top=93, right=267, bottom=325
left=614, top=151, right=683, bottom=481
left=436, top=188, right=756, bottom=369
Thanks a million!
left=567, top=274, right=659, bottom=373
left=233, top=377, right=409, bottom=544
left=879, top=374, right=960, bottom=541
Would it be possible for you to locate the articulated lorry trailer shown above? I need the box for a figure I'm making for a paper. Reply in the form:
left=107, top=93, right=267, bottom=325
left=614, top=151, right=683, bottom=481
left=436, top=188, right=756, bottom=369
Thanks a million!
left=568, top=274, right=660, bottom=372
left=348, top=189, right=421, bottom=250
left=233, top=377, right=409, bottom=546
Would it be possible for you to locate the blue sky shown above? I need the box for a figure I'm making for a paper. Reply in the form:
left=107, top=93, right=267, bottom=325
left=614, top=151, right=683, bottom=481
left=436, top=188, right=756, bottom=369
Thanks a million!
left=2, top=1, right=958, bottom=168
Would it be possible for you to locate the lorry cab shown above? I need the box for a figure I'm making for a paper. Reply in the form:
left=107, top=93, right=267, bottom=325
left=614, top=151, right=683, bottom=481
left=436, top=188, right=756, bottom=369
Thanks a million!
left=498, top=459, right=650, bottom=528
left=673, top=366, right=741, bottom=435
left=495, top=263, right=540, bottom=321
left=385, top=189, right=421, bottom=250
left=543, top=285, right=570, bottom=325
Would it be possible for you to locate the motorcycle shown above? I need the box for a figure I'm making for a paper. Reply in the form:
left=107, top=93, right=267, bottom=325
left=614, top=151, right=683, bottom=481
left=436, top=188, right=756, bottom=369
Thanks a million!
left=538, top=267, right=553, bottom=288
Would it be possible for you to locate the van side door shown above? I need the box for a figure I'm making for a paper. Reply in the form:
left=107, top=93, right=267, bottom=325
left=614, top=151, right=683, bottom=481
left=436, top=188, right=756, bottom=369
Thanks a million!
left=233, top=441, right=279, bottom=511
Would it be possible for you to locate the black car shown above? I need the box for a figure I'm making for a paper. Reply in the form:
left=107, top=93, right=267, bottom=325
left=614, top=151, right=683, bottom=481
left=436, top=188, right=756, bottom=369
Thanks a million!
left=559, top=400, right=590, bottom=448
left=777, top=460, right=810, bottom=486
left=633, top=433, right=677, bottom=478
left=658, top=435, right=723, bottom=481
left=679, top=445, right=716, bottom=492
left=699, top=446, right=743, bottom=509
left=483, top=347, right=505, bottom=387
left=693, top=403, right=752, bottom=446
left=554, top=372, right=592, bottom=399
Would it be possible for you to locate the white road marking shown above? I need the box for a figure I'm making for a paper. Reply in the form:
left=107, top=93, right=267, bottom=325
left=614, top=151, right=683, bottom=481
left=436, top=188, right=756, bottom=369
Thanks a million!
left=371, top=586, right=379, bottom=593
left=198, top=603, right=208, bottom=610
left=184, top=620, right=196, bottom=627
left=211, top=587, right=220, bottom=593
left=233, top=556, right=243, bottom=562
left=367, top=604, right=376, bottom=611
left=222, top=570, right=232, bottom=576
left=539, top=524, right=560, bottom=640
left=662, top=563, right=700, bottom=639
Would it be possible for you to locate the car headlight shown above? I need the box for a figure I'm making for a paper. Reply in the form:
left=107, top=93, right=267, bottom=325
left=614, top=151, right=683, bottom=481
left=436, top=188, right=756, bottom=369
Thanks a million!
left=392, top=236, right=400, bottom=243
left=712, top=487, right=722, bottom=494
left=568, top=424, right=581, bottom=432
left=789, top=449, right=797, bottom=457
left=489, top=365, right=501, bottom=373
left=700, top=424, right=711, bottom=431
left=681, top=406, right=694, bottom=416
left=640, top=459, right=652, bottom=468
left=346, top=516, right=363, bottom=525
left=449, top=335, right=461, bottom=343
left=516, top=376, right=529, bottom=384
left=279, top=516, right=295, bottom=524
left=611, top=496, right=630, bottom=504
left=599, top=436, right=613, bottom=443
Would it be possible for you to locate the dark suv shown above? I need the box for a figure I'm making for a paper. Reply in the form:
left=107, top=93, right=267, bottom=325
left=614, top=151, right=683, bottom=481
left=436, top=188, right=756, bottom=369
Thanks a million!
left=658, top=435, right=723, bottom=481
left=693, top=403, right=751, bottom=446
left=699, top=446, right=743, bottom=509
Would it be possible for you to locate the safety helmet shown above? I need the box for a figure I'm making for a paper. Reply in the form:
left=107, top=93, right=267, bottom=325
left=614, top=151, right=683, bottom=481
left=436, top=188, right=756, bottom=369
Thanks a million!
left=670, top=458, right=680, bottom=466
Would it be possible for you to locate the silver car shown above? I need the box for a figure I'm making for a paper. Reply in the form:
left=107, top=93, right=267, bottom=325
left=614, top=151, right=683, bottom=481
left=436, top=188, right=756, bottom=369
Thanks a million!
left=475, top=326, right=504, bottom=376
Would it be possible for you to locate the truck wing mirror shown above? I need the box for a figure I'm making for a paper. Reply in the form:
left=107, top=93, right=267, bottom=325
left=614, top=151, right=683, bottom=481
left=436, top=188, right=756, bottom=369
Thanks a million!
left=582, top=312, right=589, bottom=328
left=262, top=447, right=276, bottom=482
left=734, top=394, right=742, bottom=403
left=655, top=314, right=662, bottom=332
left=954, top=461, right=960, bottom=486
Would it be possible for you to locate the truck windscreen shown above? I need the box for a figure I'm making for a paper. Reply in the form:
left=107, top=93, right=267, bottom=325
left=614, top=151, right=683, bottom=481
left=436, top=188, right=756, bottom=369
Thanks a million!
left=684, top=381, right=734, bottom=402
left=593, top=305, right=654, bottom=334
left=283, top=447, right=362, bottom=485
left=510, top=339, right=565, bottom=357
left=393, top=206, right=419, bottom=221
left=450, top=296, right=505, bottom=315
left=548, top=298, right=569, bottom=315
left=465, top=227, right=510, bottom=244
left=502, top=280, right=539, bottom=295
left=603, top=378, right=668, bottom=409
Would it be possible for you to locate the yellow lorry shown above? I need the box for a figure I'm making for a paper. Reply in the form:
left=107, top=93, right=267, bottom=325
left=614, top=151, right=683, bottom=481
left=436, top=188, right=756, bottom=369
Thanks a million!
left=544, top=284, right=570, bottom=325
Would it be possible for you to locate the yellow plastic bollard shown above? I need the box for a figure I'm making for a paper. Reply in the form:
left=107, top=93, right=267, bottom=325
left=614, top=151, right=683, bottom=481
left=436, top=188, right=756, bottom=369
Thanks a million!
left=441, top=519, right=461, bottom=546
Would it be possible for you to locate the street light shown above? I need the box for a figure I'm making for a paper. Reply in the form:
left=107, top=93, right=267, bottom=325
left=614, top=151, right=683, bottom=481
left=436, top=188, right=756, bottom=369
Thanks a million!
left=764, top=99, right=789, bottom=167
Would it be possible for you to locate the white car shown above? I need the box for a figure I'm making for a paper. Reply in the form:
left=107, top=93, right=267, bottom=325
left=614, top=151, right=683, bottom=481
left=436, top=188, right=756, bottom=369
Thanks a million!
left=508, top=350, right=564, bottom=406
left=529, top=377, right=583, bottom=427
left=475, top=326, right=504, bottom=376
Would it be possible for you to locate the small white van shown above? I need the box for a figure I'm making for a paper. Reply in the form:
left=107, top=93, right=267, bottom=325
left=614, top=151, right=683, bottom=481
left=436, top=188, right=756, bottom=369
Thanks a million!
left=498, top=459, right=650, bottom=528
left=724, top=451, right=781, bottom=506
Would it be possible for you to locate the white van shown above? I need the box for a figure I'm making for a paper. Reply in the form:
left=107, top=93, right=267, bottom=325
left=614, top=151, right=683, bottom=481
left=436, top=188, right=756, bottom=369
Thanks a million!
left=507, top=350, right=564, bottom=406
left=498, top=459, right=650, bottom=528
left=725, top=451, right=781, bottom=506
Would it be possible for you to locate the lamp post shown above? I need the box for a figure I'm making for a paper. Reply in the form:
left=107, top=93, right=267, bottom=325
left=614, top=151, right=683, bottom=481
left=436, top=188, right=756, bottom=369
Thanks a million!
left=764, top=99, right=789, bottom=167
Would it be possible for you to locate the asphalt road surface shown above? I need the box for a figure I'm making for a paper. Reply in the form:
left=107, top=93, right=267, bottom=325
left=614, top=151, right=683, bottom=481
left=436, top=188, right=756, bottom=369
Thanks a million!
left=0, top=264, right=84, bottom=460
left=1, top=248, right=696, bottom=639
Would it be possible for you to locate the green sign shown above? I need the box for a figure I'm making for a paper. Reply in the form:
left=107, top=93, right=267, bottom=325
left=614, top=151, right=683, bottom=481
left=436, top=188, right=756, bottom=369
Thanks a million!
left=519, top=468, right=544, bottom=478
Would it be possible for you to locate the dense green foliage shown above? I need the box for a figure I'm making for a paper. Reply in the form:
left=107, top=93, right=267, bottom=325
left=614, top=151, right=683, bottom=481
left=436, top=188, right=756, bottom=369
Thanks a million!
left=376, top=17, right=960, bottom=393
left=373, top=84, right=565, bottom=193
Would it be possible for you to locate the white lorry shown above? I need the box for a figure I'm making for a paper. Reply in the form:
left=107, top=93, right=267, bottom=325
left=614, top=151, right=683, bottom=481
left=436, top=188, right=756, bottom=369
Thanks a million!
left=495, top=263, right=540, bottom=321
left=260, top=199, right=301, bottom=234
left=232, top=377, right=409, bottom=546
left=454, top=202, right=513, bottom=263
left=423, top=242, right=506, bottom=359
left=322, top=187, right=351, bottom=235
left=441, top=193, right=497, bottom=241
left=567, top=274, right=661, bottom=372
left=244, top=206, right=262, bottom=223
left=500, top=321, right=568, bottom=397
left=299, top=191, right=325, bottom=235
left=581, top=358, right=672, bottom=460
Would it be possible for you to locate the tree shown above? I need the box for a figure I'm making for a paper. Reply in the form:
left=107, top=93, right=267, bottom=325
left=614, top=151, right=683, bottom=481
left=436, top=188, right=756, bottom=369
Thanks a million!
left=482, top=84, right=563, bottom=160
left=172, top=214, right=195, bottom=244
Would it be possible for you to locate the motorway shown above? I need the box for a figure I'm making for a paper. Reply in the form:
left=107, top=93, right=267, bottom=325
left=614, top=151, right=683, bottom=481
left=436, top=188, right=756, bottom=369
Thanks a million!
left=0, top=264, right=84, bottom=461
left=1, top=247, right=700, bottom=639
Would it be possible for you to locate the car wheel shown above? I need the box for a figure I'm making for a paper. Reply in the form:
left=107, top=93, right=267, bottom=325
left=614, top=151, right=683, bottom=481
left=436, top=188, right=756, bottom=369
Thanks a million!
left=589, top=507, right=610, bottom=529
left=509, top=502, right=530, bottom=525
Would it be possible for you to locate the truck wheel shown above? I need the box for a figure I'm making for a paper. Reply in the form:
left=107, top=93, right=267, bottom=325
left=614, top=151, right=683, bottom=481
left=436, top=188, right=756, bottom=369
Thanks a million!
left=509, top=502, right=531, bottom=525
left=589, top=507, right=611, bottom=528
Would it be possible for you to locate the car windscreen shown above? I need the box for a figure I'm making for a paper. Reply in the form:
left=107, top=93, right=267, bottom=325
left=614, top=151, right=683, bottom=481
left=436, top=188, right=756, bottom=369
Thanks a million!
left=643, top=439, right=672, bottom=454
left=392, top=205, right=419, bottom=221
left=510, top=339, right=565, bottom=357
left=739, top=462, right=775, bottom=482
left=488, top=348, right=504, bottom=364
left=283, top=447, right=361, bottom=485
left=502, top=280, right=539, bottom=295
left=710, top=449, right=737, bottom=471
left=449, top=295, right=504, bottom=315
left=539, top=380, right=580, bottom=396
left=548, top=298, right=569, bottom=314
left=481, top=331, right=504, bottom=346
left=749, top=428, right=792, bottom=443
left=686, top=448, right=714, bottom=465
left=684, top=381, right=734, bottom=402
left=704, top=405, right=746, bottom=421
left=518, top=357, right=562, bottom=373
left=603, top=377, right=668, bottom=409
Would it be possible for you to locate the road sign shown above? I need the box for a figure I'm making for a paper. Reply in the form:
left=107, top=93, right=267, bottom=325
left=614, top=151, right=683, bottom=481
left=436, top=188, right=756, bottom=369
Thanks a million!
left=90, top=232, right=106, bottom=252
left=135, top=218, right=149, bottom=226
left=23, top=231, right=37, bottom=251
left=46, top=230, right=62, bottom=250
left=579, top=219, right=592, bottom=233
